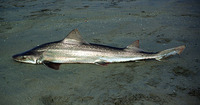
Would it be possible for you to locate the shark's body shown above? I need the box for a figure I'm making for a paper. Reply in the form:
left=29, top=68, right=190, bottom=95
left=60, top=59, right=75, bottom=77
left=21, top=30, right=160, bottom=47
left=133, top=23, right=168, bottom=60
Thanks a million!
left=13, top=29, right=185, bottom=70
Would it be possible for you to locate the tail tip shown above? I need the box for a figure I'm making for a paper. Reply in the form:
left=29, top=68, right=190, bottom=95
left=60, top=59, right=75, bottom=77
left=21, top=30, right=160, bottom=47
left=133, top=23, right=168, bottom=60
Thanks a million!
left=176, top=45, right=186, bottom=54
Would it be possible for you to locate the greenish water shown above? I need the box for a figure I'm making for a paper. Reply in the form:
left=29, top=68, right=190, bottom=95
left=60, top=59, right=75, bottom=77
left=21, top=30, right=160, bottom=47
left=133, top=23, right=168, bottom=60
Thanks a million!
left=0, top=0, right=200, bottom=105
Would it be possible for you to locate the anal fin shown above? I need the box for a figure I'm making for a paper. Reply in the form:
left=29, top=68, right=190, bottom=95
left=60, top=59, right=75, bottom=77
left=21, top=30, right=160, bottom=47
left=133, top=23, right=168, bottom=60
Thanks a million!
left=95, top=60, right=110, bottom=66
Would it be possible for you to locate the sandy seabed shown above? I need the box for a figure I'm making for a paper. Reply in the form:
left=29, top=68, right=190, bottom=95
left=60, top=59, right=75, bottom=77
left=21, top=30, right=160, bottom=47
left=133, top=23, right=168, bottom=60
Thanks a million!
left=0, top=0, right=200, bottom=105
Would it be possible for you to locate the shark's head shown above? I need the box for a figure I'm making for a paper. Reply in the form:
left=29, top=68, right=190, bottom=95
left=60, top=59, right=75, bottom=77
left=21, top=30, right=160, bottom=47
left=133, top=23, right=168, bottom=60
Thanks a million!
left=12, top=50, right=41, bottom=64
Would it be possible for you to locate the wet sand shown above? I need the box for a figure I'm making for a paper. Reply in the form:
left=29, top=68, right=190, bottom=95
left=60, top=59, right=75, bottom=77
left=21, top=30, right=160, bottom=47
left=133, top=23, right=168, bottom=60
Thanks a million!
left=0, top=0, right=200, bottom=105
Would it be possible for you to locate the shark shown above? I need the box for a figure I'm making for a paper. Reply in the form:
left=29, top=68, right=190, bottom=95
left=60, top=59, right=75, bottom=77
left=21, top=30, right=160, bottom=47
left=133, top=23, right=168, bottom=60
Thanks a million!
left=12, top=29, right=186, bottom=70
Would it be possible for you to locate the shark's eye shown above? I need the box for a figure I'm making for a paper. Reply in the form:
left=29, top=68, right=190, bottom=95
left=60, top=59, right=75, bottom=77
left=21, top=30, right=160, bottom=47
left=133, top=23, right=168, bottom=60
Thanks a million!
left=21, top=56, right=27, bottom=60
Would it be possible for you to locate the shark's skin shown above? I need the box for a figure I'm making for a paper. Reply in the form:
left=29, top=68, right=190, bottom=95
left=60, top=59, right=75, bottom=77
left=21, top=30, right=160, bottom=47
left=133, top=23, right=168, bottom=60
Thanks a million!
left=12, top=29, right=186, bottom=70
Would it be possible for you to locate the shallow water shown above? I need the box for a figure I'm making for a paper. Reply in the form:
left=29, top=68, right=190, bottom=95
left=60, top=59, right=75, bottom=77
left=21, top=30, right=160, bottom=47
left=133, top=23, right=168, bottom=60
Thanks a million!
left=0, top=0, right=200, bottom=105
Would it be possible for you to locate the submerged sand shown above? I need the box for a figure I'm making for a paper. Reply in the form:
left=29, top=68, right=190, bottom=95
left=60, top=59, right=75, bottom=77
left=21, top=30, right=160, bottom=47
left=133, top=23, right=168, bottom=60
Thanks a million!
left=0, top=0, right=200, bottom=105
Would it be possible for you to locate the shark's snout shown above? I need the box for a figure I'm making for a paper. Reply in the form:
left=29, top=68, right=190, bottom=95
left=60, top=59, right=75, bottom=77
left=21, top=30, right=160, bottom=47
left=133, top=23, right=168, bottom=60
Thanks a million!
left=12, top=54, right=20, bottom=59
left=12, top=52, right=38, bottom=64
left=13, top=54, right=24, bottom=61
left=12, top=54, right=17, bottom=59
left=12, top=53, right=26, bottom=62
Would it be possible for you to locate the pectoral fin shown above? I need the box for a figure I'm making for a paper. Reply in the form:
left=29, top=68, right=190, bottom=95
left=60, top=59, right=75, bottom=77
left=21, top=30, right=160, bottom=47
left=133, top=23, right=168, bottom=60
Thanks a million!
left=43, top=61, right=61, bottom=70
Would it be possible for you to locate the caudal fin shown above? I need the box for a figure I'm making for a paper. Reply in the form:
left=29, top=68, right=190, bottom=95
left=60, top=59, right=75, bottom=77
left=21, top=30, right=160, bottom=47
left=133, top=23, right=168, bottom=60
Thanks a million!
left=155, top=45, right=186, bottom=61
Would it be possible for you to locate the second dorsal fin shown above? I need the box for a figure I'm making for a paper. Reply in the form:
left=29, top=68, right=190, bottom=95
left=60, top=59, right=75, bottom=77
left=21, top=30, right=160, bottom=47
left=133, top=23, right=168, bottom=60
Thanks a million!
left=62, top=29, right=89, bottom=44
left=125, top=40, right=144, bottom=52
left=126, top=40, right=139, bottom=49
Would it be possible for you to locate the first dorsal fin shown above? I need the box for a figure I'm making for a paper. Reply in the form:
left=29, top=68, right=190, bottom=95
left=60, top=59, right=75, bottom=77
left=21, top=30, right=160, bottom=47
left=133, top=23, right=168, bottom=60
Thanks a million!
left=62, top=29, right=89, bottom=44
left=126, top=40, right=139, bottom=49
